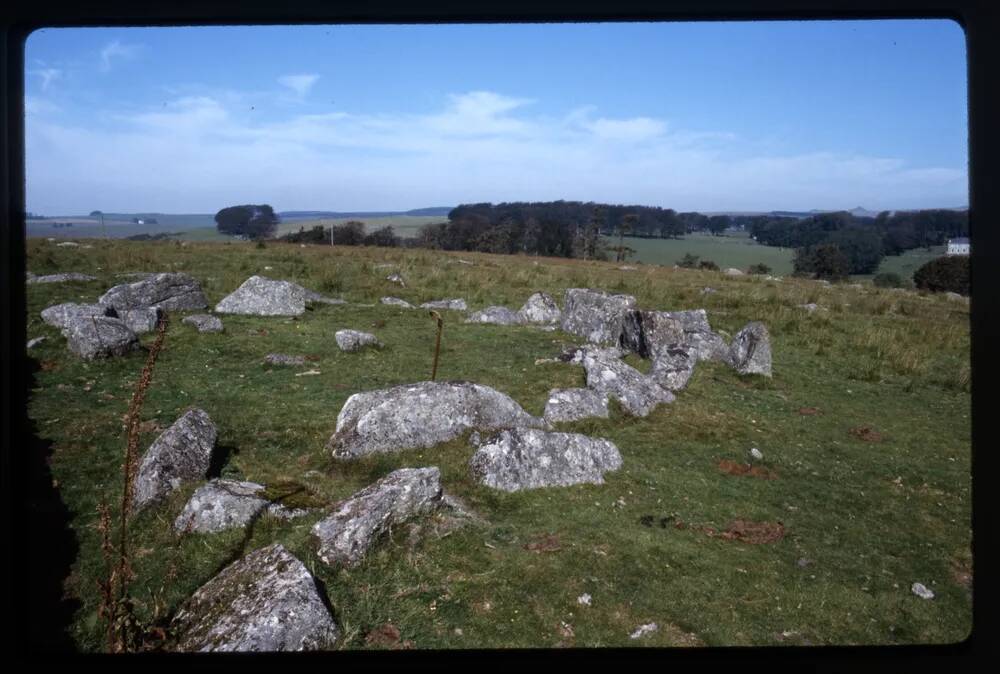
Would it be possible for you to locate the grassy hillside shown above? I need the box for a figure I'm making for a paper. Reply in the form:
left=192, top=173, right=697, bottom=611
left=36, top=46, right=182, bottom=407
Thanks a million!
left=614, top=232, right=796, bottom=275
left=25, top=238, right=971, bottom=651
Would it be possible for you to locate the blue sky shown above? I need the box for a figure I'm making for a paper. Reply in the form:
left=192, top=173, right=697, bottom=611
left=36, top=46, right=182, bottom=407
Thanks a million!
left=24, top=20, right=967, bottom=214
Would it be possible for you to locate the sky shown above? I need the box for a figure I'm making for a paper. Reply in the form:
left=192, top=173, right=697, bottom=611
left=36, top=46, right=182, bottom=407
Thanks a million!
left=24, top=20, right=968, bottom=215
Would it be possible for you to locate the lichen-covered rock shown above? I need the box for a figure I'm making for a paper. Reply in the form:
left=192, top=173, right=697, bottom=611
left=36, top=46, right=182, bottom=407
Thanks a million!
left=133, top=408, right=217, bottom=511
left=729, top=322, right=772, bottom=377
left=173, top=480, right=309, bottom=534
left=465, top=306, right=521, bottom=325
left=561, top=288, right=636, bottom=345
left=215, top=276, right=339, bottom=316
left=380, top=296, right=414, bottom=309
left=517, top=292, right=561, bottom=325
left=335, top=329, right=383, bottom=352
left=41, top=302, right=117, bottom=329
left=572, top=346, right=675, bottom=416
left=117, top=306, right=162, bottom=334
left=62, top=316, right=139, bottom=360
left=99, top=272, right=208, bottom=312
left=649, top=344, right=698, bottom=391
left=543, top=388, right=610, bottom=423
left=170, top=543, right=339, bottom=651
left=264, top=353, right=306, bottom=367
left=469, top=428, right=622, bottom=492
left=327, top=381, right=547, bottom=459
left=619, top=311, right=685, bottom=360
left=312, top=467, right=442, bottom=567
left=420, top=298, right=467, bottom=311
left=182, top=314, right=224, bottom=333
left=26, top=272, right=98, bottom=284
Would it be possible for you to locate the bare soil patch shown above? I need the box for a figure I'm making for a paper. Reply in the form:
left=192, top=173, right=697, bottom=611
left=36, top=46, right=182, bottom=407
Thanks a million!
left=524, top=532, right=562, bottom=553
left=716, top=520, right=786, bottom=544
left=849, top=425, right=884, bottom=442
left=365, top=622, right=414, bottom=649
left=717, top=459, right=778, bottom=479
left=798, top=407, right=821, bottom=415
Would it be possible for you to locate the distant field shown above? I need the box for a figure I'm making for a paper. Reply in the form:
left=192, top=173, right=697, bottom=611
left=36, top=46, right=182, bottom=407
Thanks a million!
left=275, top=215, right=448, bottom=239
left=615, top=232, right=796, bottom=275
left=868, top=247, right=947, bottom=282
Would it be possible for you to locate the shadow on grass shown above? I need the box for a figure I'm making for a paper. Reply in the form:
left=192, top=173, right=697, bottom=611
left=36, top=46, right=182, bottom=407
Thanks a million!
left=24, top=355, right=81, bottom=652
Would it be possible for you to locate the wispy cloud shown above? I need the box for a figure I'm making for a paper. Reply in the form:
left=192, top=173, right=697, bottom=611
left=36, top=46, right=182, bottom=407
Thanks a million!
left=24, top=89, right=967, bottom=213
left=30, top=68, right=62, bottom=91
left=278, top=74, right=320, bottom=97
left=100, top=40, right=142, bottom=72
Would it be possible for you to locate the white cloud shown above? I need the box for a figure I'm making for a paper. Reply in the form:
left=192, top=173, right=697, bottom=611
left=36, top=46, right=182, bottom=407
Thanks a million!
left=30, top=68, right=61, bottom=91
left=24, top=89, right=968, bottom=214
left=100, top=40, right=142, bottom=72
left=278, top=74, right=320, bottom=97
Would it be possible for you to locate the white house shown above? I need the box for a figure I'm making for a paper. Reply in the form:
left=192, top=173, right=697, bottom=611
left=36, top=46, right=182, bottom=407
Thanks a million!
left=947, top=237, right=970, bottom=256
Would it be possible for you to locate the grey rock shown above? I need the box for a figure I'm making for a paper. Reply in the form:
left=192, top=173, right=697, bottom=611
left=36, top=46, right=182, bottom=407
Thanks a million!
left=302, top=289, right=347, bottom=306
left=724, top=268, right=744, bottom=276
left=561, top=288, right=636, bottom=345
left=62, top=316, right=139, bottom=360
left=618, top=265, right=637, bottom=271
left=543, top=388, right=610, bottom=423
left=729, top=322, right=772, bottom=377
left=56, top=241, right=79, bottom=247
left=420, top=298, right=468, bottom=311
left=572, top=346, right=675, bottom=416
left=40, top=302, right=117, bottom=329
left=27, top=336, right=47, bottom=349
left=116, top=271, right=155, bottom=280
left=945, top=291, right=968, bottom=302
left=26, top=272, right=98, bottom=284
left=649, top=343, right=698, bottom=391
left=170, top=543, right=339, bottom=651
left=911, top=582, right=935, bottom=600
left=312, top=467, right=443, bottom=567
left=619, top=311, right=685, bottom=360
left=665, top=309, right=730, bottom=362
left=386, top=272, right=406, bottom=287
left=99, top=272, right=208, bottom=312
left=183, top=314, right=224, bottom=333
left=465, top=305, right=521, bottom=325
left=173, top=479, right=310, bottom=534
left=327, top=381, right=547, bottom=459
left=215, top=276, right=338, bottom=316
left=516, top=292, right=561, bottom=325
left=469, top=428, right=622, bottom=492
left=335, top=329, right=382, bottom=351
left=117, top=306, right=162, bottom=335
left=799, top=303, right=825, bottom=313
left=133, top=408, right=217, bottom=511
left=380, top=296, right=414, bottom=309
left=264, top=353, right=306, bottom=367
left=630, top=623, right=659, bottom=639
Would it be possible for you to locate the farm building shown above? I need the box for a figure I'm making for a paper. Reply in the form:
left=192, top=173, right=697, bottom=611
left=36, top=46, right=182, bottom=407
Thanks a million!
left=947, top=237, right=970, bottom=256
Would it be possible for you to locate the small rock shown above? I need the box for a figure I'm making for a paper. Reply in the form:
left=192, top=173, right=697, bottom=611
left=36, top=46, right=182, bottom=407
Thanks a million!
left=465, top=306, right=521, bottom=325
left=295, top=369, right=321, bottom=376
left=182, top=314, right=224, bottom=333
left=215, top=276, right=340, bottom=316
left=911, top=582, right=935, bottom=600
left=799, top=303, right=820, bottom=312
left=174, top=479, right=309, bottom=534
left=629, top=623, right=659, bottom=639
left=517, top=292, right=562, bottom=325
left=577, top=593, right=592, bottom=606
left=335, top=329, right=382, bottom=352
left=723, top=268, right=744, bottom=276
left=27, top=336, right=47, bottom=349
left=797, top=558, right=812, bottom=568
left=56, top=241, right=80, bottom=247
left=749, top=447, right=764, bottom=461
left=264, top=353, right=306, bottom=367
left=420, top=298, right=467, bottom=311
left=386, top=273, right=406, bottom=287
left=381, top=296, right=415, bottom=309
left=700, top=287, right=717, bottom=294
left=26, top=272, right=98, bottom=284
left=117, top=306, right=162, bottom=335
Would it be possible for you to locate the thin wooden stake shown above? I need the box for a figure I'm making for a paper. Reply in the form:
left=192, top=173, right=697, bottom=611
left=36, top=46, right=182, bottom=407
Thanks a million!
left=430, top=310, right=443, bottom=380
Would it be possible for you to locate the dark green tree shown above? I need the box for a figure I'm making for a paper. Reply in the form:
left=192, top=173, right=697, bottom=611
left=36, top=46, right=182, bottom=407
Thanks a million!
left=794, top=243, right=851, bottom=281
left=363, top=226, right=401, bottom=248
left=331, top=221, right=366, bottom=246
left=214, top=204, right=279, bottom=239
left=913, top=256, right=969, bottom=295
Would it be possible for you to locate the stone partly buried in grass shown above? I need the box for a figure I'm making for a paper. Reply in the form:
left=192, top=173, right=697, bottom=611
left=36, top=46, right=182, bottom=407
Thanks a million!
left=571, top=346, right=675, bottom=417
left=214, top=275, right=344, bottom=316
left=169, top=543, right=340, bottom=652
left=517, top=291, right=562, bottom=325
left=335, top=329, right=383, bottom=352
left=182, top=314, right=224, bottom=333
left=173, top=479, right=312, bottom=534
left=728, top=321, right=772, bottom=377
left=26, top=272, right=98, bottom=284
left=312, top=467, right=443, bottom=567
left=561, top=288, right=637, bottom=345
left=469, top=428, right=623, bottom=492
left=327, top=381, right=548, bottom=459
left=420, top=298, right=468, bottom=311
left=465, top=305, right=522, bottom=326
left=133, top=408, right=218, bottom=512
left=62, top=315, right=140, bottom=360
left=99, top=271, right=208, bottom=312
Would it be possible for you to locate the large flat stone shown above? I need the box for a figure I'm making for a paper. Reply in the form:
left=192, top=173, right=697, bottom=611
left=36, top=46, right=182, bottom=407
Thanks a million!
left=99, top=272, right=208, bottom=312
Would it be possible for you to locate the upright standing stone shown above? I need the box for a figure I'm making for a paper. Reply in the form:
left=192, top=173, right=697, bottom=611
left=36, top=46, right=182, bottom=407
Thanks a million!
left=133, top=408, right=218, bottom=511
left=729, top=322, right=772, bottom=377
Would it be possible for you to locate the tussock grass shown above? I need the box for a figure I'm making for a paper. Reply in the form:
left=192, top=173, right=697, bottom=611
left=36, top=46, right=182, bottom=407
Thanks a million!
left=25, top=238, right=970, bottom=650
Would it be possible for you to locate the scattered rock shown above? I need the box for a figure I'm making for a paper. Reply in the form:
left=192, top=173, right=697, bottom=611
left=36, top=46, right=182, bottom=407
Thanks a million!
left=173, top=479, right=310, bottom=534
left=335, top=329, right=383, bottom=352
left=312, top=467, right=443, bottom=567
left=62, top=316, right=139, bottom=360
left=666, top=309, right=731, bottom=362
left=295, top=369, right=321, bottom=377
left=700, top=287, right=717, bottom=295
left=729, top=322, right=772, bottom=376
left=619, top=311, right=685, bottom=360
left=420, top=298, right=467, bottom=311
left=133, top=408, right=217, bottom=511
left=465, top=306, right=521, bottom=325
left=26, top=272, right=98, bottom=284
left=170, top=543, right=340, bottom=651
left=386, top=273, right=406, bottom=287
left=560, top=288, right=636, bottom=345
left=571, top=346, right=675, bottom=416
left=799, top=303, right=821, bottom=312
left=457, top=259, right=474, bottom=265
left=182, top=314, right=224, bottom=333
left=99, top=272, right=208, bottom=312
left=327, top=381, right=547, bottom=459
left=470, top=428, right=623, bottom=492
left=749, top=447, right=764, bottom=461
left=630, top=623, right=659, bottom=639
left=543, top=388, right=610, bottom=423
left=618, top=265, right=637, bottom=271
left=723, top=268, right=744, bottom=276
left=117, top=306, right=162, bottom=334
left=40, top=302, right=117, bottom=329
left=264, top=353, right=306, bottom=367
left=215, top=276, right=340, bottom=316
left=648, top=344, right=698, bottom=391
left=911, top=582, right=935, bottom=600
left=380, top=296, right=414, bottom=309
left=56, top=241, right=80, bottom=247
left=517, top=292, right=562, bottom=324
left=577, top=593, right=592, bottom=606
left=27, top=336, right=47, bottom=349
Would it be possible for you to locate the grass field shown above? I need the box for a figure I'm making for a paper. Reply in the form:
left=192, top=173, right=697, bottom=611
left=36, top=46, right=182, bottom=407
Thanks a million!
left=868, top=247, right=948, bottom=282
left=25, top=239, right=971, bottom=651
left=613, top=232, right=796, bottom=276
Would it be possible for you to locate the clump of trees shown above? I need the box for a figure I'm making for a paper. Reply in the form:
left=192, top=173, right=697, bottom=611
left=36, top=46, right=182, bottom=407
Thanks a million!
left=214, top=204, right=280, bottom=239
left=748, top=263, right=772, bottom=275
left=793, top=243, right=851, bottom=281
left=280, top=222, right=401, bottom=248
left=913, top=256, right=969, bottom=295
